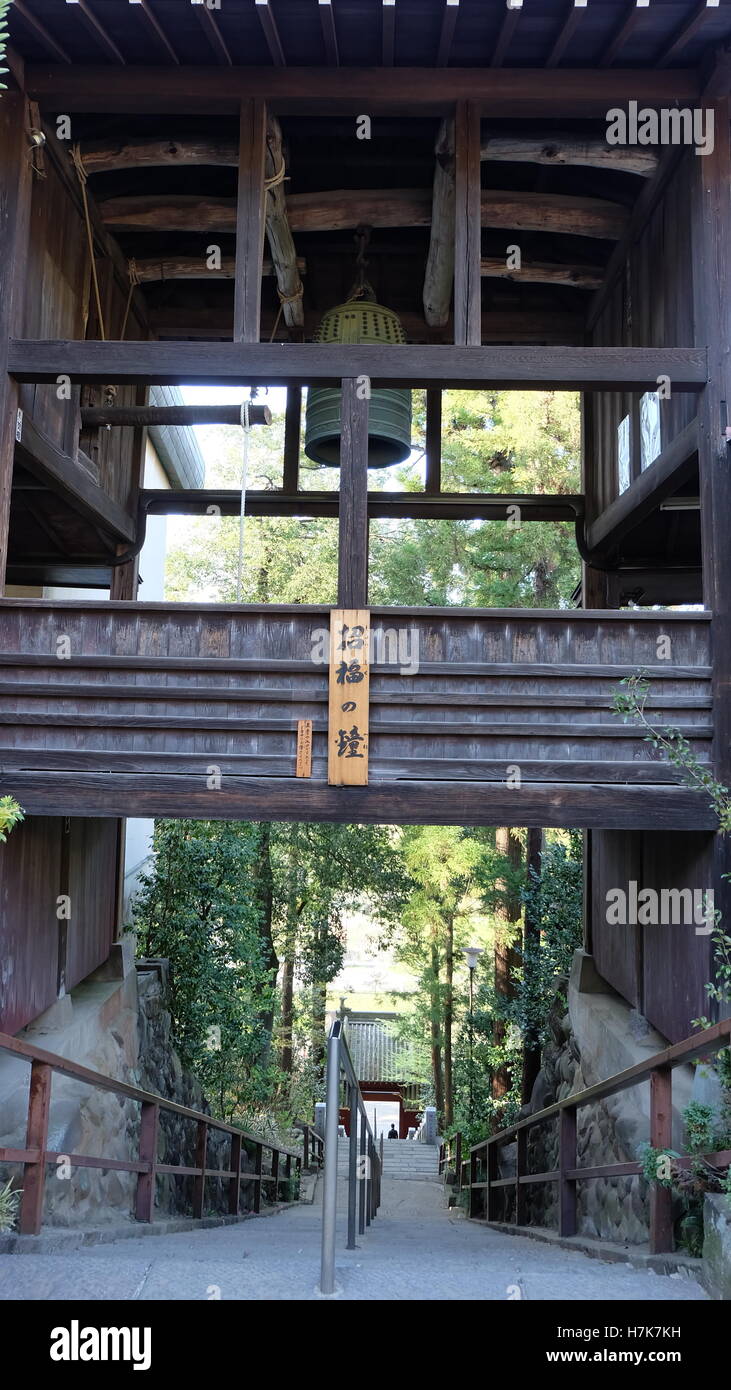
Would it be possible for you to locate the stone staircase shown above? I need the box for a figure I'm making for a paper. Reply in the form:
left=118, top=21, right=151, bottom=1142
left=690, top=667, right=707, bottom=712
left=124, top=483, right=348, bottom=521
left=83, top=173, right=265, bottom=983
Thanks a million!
left=336, top=1137, right=440, bottom=1182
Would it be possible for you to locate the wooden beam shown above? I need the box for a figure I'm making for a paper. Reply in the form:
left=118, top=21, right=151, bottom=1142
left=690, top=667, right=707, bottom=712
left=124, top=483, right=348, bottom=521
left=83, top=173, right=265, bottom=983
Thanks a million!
left=585, top=417, right=700, bottom=555
left=99, top=188, right=629, bottom=239
left=141, top=489, right=582, bottom=522
left=11, top=0, right=72, bottom=63
left=256, top=0, right=286, bottom=67
left=9, top=342, right=707, bottom=392
left=658, top=0, right=720, bottom=68
left=193, top=2, right=232, bottom=65
left=67, top=0, right=126, bottom=65
left=233, top=99, right=267, bottom=344
left=283, top=387, right=302, bottom=492
left=319, top=0, right=340, bottom=66
left=81, top=403, right=272, bottom=428
left=14, top=413, right=136, bottom=544
left=130, top=255, right=305, bottom=282
left=482, top=132, right=657, bottom=177
left=23, top=66, right=701, bottom=117
left=382, top=0, right=396, bottom=65
left=80, top=136, right=239, bottom=175
left=425, top=389, right=442, bottom=492
left=546, top=0, right=587, bottom=68
left=423, top=117, right=455, bottom=329
left=437, top=0, right=460, bottom=65
left=264, top=114, right=304, bottom=333
left=4, top=772, right=715, bottom=831
left=0, top=93, right=34, bottom=588
left=492, top=1, right=523, bottom=69
left=600, top=1, right=650, bottom=69
left=130, top=0, right=179, bottom=66
left=338, top=379, right=369, bottom=608
left=455, top=101, right=483, bottom=344
left=481, top=257, right=602, bottom=289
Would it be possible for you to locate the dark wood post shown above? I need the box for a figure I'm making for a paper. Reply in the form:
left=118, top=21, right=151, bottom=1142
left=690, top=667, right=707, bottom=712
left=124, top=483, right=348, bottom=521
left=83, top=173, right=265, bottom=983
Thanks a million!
left=135, top=1100, right=159, bottom=1223
left=192, top=1120, right=207, bottom=1218
left=649, top=1066, right=674, bottom=1253
left=469, top=1146, right=478, bottom=1218
left=521, top=828, right=543, bottom=1104
left=485, top=1140, right=499, bottom=1222
left=453, top=100, right=481, bottom=346
left=20, top=1061, right=52, bottom=1235
left=425, top=387, right=442, bottom=493
left=516, top=1127, right=528, bottom=1226
left=692, top=100, right=731, bottom=972
left=271, top=1144, right=280, bottom=1201
left=233, top=98, right=267, bottom=343
left=337, top=377, right=369, bottom=608
left=228, top=1132, right=242, bottom=1216
left=558, top=1106, right=577, bottom=1236
left=0, top=91, right=34, bottom=588
left=454, top=1130, right=462, bottom=1194
left=303, top=1125, right=310, bottom=1170
left=283, top=386, right=302, bottom=492
left=253, top=1141, right=263, bottom=1213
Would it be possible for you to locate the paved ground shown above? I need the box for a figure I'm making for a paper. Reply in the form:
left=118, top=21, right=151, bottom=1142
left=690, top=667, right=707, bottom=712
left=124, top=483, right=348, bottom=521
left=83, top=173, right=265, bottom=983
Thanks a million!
left=0, top=1180, right=709, bottom=1301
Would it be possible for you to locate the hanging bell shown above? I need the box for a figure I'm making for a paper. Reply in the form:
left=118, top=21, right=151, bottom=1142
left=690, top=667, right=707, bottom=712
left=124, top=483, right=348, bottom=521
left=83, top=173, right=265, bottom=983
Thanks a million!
left=304, top=294, right=412, bottom=468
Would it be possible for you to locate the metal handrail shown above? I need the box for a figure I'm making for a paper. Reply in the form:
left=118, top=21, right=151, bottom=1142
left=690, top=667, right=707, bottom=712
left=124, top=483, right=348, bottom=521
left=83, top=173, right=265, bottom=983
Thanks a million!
left=320, top=1018, right=382, bottom=1296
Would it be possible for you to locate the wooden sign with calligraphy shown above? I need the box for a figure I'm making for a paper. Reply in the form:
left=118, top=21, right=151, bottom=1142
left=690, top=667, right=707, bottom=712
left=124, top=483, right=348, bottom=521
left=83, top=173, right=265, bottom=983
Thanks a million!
left=296, top=719, right=313, bottom=778
left=328, top=608, right=369, bottom=786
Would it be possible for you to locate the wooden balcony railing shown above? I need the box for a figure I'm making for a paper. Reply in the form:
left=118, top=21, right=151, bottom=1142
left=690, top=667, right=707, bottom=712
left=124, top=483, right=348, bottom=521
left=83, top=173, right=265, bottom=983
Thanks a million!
left=0, top=598, right=714, bottom=829
left=467, top=1019, right=731, bottom=1254
left=0, top=1029, right=304, bottom=1236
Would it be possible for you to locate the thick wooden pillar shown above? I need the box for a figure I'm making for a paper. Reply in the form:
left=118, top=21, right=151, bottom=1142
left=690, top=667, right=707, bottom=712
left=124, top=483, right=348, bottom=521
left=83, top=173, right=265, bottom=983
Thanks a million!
left=425, top=387, right=442, bottom=492
left=0, top=92, right=34, bottom=589
left=233, top=99, right=267, bottom=344
left=453, top=100, right=482, bottom=347
left=282, top=386, right=302, bottom=491
left=337, top=378, right=369, bottom=608
left=692, top=103, right=731, bottom=950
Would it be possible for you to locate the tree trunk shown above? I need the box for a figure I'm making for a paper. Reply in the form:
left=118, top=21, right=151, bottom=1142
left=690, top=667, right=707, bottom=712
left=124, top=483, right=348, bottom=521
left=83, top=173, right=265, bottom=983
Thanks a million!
left=251, top=822, right=279, bottom=1048
left=430, top=928, right=445, bottom=1123
left=492, top=827, right=523, bottom=1104
left=521, top=828, right=543, bottom=1104
left=444, top=910, right=454, bottom=1129
left=279, top=945, right=296, bottom=1075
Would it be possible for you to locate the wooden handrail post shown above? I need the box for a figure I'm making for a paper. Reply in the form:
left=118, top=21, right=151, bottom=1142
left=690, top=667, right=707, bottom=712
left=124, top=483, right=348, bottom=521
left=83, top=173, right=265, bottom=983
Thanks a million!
left=558, top=1106, right=578, bottom=1236
left=455, top=1131, right=462, bottom=1193
left=303, top=1126, right=310, bottom=1170
left=135, top=1100, right=159, bottom=1223
left=192, top=1120, right=208, bottom=1219
left=229, top=1131, right=242, bottom=1217
left=649, top=1065, right=674, bottom=1253
left=253, top=1141, right=263, bottom=1213
left=271, top=1144, right=280, bottom=1201
left=486, top=1142, right=499, bottom=1222
left=516, top=1127, right=528, bottom=1226
left=20, top=1060, right=52, bottom=1235
left=469, top=1146, right=479, bottom=1218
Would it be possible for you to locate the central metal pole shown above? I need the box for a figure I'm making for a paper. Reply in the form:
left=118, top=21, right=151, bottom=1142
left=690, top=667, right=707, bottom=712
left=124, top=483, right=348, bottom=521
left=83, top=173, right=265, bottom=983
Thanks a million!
left=319, top=1028, right=341, bottom=1295
left=347, top=1084, right=358, bottom=1249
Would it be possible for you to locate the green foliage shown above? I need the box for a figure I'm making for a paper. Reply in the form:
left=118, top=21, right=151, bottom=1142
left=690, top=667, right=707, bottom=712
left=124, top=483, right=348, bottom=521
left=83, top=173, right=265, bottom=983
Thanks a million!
left=0, top=796, right=23, bottom=843
left=0, top=1177, right=20, bottom=1231
left=131, top=820, right=278, bottom=1120
left=0, top=2, right=13, bottom=92
left=683, top=1102, right=718, bottom=1155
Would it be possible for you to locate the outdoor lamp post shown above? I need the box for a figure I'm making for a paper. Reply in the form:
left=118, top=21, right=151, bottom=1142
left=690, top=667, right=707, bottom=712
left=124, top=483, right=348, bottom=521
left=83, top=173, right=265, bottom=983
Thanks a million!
left=462, top=946, right=484, bottom=1126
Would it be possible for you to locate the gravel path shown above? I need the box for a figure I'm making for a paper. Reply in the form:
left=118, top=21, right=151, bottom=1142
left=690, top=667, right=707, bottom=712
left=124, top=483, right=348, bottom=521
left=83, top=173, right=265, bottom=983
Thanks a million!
left=0, top=1179, right=709, bottom=1301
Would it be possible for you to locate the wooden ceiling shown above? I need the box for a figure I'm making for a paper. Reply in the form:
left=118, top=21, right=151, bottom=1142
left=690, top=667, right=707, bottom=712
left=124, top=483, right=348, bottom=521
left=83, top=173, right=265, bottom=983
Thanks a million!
left=9, top=0, right=731, bottom=72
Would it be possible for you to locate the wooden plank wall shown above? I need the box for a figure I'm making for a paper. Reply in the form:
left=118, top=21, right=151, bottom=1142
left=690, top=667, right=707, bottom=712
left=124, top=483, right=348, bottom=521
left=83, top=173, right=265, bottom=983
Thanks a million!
left=0, top=599, right=712, bottom=791
left=590, top=828, right=717, bottom=1042
left=589, top=154, right=697, bottom=515
left=17, top=150, right=146, bottom=515
left=0, top=814, right=117, bottom=1034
